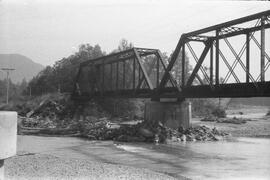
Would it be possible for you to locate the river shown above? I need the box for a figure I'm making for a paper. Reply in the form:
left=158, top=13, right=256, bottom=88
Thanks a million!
left=17, top=135, right=270, bottom=180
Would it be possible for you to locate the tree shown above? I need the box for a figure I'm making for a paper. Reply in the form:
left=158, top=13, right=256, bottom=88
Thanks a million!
left=167, top=50, right=192, bottom=87
left=117, top=38, right=133, bottom=51
left=27, top=43, right=105, bottom=95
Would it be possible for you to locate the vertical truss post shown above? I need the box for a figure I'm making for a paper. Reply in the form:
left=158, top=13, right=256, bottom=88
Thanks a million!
left=133, top=49, right=154, bottom=90
left=261, top=16, right=266, bottom=82
left=159, top=36, right=184, bottom=89
left=186, top=40, right=212, bottom=87
left=116, top=62, right=119, bottom=90
left=246, top=32, right=250, bottom=83
left=156, top=50, right=178, bottom=88
left=215, top=29, right=220, bottom=85
left=133, top=58, right=135, bottom=90
left=123, top=60, right=126, bottom=89
left=110, top=63, right=113, bottom=91
left=73, top=65, right=82, bottom=95
left=102, top=61, right=105, bottom=94
left=182, top=43, right=186, bottom=87
left=210, top=41, right=213, bottom=85
left=156, top=55, right=160, bottom=88
left=138, top=66, right=141, bottom=87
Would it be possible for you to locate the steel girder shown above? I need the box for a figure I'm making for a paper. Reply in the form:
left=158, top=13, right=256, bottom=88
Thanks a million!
left=73, top=10, right=270, bottom=100
left=72, top=47, right=174, bottom=98
left=158, top=10, right=270, bottom=99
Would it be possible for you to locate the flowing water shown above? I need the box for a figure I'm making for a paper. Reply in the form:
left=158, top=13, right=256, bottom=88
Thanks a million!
left=117, top=137, right=270, bottom=180
left=17, top=135, right=270, bottom=180
left=17, top=108, right=270, bottom=180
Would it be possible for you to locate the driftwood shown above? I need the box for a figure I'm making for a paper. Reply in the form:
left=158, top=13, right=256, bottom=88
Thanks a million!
left=19, top=125, right=80, bottom=136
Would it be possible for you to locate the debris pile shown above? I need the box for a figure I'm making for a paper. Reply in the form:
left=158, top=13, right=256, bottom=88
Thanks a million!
left=17, top=94, right=229, bottom=143
left=80, top=119, right=229, bottom=143
left=20, top=97, right=75, bottom=129
left=217, top=117, right=247, bottom=124
left=78, top=116, right=113, bottom=140
left=201, top=115, right=248, bottom=124
left=20, top=116, right=56, bottom=129
left=19, top=94, right=111, bottom=130
left=174, top=125, right=229, bottom=141
left=201, top=115, right=217, bottom=122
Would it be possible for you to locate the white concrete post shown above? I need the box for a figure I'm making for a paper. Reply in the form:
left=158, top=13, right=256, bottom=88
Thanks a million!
left=188, top=101, right=192, bottom=122
left=0, top=160, right=3, bottom=180
left=0, top=111, right=17, bottom=180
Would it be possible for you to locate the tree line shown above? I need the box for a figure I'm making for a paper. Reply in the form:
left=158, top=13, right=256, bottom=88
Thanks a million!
left=0, top=78, right=28, bottom=103
left=27, top=39, right=192, bottom=96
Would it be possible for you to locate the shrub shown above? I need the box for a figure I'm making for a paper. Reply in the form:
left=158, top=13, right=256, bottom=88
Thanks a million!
left=211, top=107, right=226, bottom=118
left=266, top=109, right=270, bottom=116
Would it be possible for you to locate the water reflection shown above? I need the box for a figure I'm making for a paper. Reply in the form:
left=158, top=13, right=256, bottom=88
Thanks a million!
left=117, top=137, right=270, bottom=180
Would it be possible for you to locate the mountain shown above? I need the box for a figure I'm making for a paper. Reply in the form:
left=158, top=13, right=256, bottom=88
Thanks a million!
left=0, top=54, right=44, bottom=83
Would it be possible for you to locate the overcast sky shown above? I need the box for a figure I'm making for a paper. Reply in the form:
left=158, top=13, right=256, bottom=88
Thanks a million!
left=0, top=0, right=270, bottom=66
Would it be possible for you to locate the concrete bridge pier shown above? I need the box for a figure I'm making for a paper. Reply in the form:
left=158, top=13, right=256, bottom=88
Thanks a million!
left=144, top=100, right=191, bottom=129
left=0, top=111, right=17, bottom=180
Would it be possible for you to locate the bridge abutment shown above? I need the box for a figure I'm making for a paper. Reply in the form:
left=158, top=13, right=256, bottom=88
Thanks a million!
left=144, top=100, right=191, bottom=129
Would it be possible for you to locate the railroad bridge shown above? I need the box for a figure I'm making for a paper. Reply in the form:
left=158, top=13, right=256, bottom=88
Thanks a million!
left=73, top=10, right=270, bottom=128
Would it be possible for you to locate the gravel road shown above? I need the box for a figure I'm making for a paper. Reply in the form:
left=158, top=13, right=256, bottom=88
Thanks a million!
left=5, top=154, right=177, bottom=180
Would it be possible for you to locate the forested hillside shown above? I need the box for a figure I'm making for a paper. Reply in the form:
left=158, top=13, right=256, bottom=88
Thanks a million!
left=0, top=54, right=44, bottom=83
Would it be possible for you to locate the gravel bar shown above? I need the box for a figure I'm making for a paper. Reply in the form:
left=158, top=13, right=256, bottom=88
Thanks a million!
left=5, top=154, right=178, bottom=180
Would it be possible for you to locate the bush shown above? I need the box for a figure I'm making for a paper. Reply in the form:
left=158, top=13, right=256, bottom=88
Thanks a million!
left=96, top=97, right=146, bottom=119
left=191, top=98, right=229, bottom=117
left=266, top=110, right=270, bottom=116
left=211, top=107, right=226, bottom=118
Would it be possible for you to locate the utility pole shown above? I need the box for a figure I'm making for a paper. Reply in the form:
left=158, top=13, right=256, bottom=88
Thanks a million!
left=1, top=68, right=15, bottom=104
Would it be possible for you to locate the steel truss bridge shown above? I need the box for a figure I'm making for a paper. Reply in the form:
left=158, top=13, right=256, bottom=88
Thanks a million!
left=73, top=10, right=270, bottom=100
